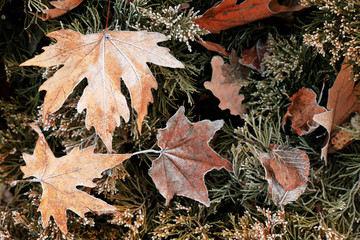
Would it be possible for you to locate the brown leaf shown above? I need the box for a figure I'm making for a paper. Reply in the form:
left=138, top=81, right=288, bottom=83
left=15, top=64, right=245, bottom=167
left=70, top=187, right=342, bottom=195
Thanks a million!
left=21, top=124, right=132, bottom=233
left=239, top=38, right=269, bottom=73
left=330, top=128, right=354, bottom=151
left=148, top=107, right=233, bottom=206
left=257, top=144, right=309, bottom=206
left=195, top=0, right=306, bottom=34
left=313, top=61, right=360, bottom=163
left=34, top=0, right=83, bottom=21
left=330, top=114, right=360, bottom=151
left=204, top=54, right=248, bottom=117
left=0, top=183, right=14, bottom=205
left=20, top=29, right=184, bottom=151
left=283, top=88, right=327, bottom=135
left=179, top=3, right=191, bottom=11
left=197, top=40, right=230, bottom=57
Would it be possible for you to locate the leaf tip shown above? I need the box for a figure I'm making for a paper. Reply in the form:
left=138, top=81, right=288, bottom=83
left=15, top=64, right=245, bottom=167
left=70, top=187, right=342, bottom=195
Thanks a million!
left=213, top=119, right=224, bottom=130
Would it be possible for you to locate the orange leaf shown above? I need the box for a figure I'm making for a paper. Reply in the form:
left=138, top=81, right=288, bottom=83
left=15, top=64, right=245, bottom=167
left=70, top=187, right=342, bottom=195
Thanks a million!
left=35, top=0, right=83, bottom=20
left=257, top=144, right=309, bottom=206
left=20, top=29, right=184, bottom=151
left=197, top=40, right=230, bottom=57
left=330, top=128, right=354, bottom=151
left=283, top=88, right=326, bottom=135
left=204, top=53, right=248, bottom=117
left=148, top=107, right=233, bottom=206
left=195, top=0, right=306, bottom=33
left=313, top=61, right=360, bottom=163
left=21, top=124, right=132, bottom=234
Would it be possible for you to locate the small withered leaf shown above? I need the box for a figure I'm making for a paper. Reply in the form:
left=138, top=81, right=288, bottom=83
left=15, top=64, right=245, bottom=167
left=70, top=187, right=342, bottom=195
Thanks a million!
left=204, top=55, right=247, bottom=117
left=239, top=38, right=269, bottom=74
left=32, top=0, right=83, bottom=21
left=257, top=144, right=309, bottom=206
left=283, top=88, right=326, bottom=136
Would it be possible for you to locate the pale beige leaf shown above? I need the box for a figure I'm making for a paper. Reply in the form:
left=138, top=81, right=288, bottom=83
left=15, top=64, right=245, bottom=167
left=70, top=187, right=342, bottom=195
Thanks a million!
left=204, top=55, right=247, bottom=117
left=20, top=29, right=184, bottom=151
left=21, top=124, right=132, bottom=233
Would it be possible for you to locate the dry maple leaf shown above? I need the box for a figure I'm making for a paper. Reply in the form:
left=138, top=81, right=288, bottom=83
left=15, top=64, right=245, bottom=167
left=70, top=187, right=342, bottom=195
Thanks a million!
left=257, top=144, right=310, bottom=207
left=21, top=124, right=132, bottom=234
left=313, top=61, right=360, bottom=163
left=20, top=29, right=184, bottom=151
left=204, top=54, right=248, bottom=117
left=148, top=106, right=233, bottom=206
left=282, top=88, right=327, bottom=135
left=195, top=0, right=306, bottom=34
left=32, top=0, right=83, bottom=21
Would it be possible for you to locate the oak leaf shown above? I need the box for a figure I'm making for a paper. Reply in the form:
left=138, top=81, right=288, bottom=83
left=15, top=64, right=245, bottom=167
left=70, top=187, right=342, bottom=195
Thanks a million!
left=313, top=61, right=360, bottom=163
left=283, top=88, right=327, bottom=135
left=148, top=106, right=233, bottom=206
left=34, top=0, right=83, bottom=21
left=21, top=124, right=132, bottom=234
left=20, top=29, right=184, bottom=151
left=204, top=53, right=248, bottom=117
left=257, top=144, right=309, bottom=206
left=195, top=0, right=306, bottom=34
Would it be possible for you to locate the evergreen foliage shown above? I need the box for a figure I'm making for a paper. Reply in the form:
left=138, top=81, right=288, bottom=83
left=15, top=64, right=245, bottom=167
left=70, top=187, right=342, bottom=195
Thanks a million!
left=0, top=0, right=359, bottom=239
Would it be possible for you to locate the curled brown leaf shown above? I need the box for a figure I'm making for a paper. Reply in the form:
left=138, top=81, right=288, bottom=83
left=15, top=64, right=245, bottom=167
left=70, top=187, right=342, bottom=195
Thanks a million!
left=257, top=144, right=309, bottom=206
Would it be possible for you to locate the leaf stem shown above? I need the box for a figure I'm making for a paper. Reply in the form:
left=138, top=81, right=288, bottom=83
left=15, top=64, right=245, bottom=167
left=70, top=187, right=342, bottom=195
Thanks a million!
left=132, top=149, right=162, bottom=156
left=105, top=0, right=111, bottom=30
left=11, top=179, right=39, bottom=187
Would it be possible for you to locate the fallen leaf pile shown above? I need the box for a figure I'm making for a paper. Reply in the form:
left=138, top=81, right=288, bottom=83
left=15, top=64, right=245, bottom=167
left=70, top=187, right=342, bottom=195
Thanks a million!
left=20, top=29, right=184, bottom=151
left=149, top=106, right=233, bottom=206
left=16, top=1, right=360, bottom=235
left=275, top=58, right=360, bottom=164
left=21, top=107, right=233, bottom=232
left=19, top=23, right=237, bottom=233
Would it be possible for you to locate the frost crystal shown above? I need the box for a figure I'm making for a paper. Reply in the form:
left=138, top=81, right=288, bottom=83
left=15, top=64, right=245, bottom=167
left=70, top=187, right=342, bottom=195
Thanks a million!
left=134, top=4, right=209, bottom=52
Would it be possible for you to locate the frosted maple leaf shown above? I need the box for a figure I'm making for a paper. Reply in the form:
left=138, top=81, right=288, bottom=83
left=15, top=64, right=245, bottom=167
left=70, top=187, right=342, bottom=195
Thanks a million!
left=21, top=29, right=184, bottom=151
